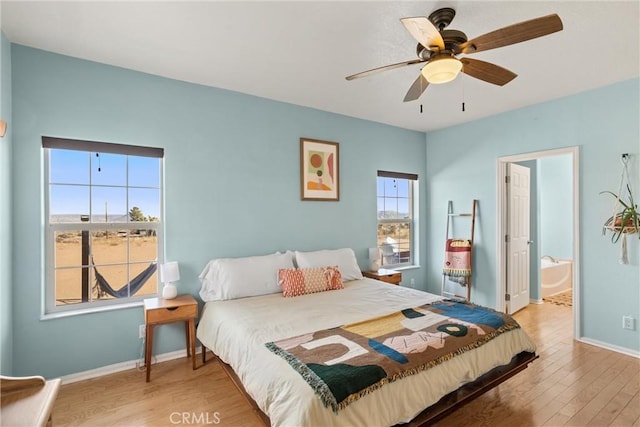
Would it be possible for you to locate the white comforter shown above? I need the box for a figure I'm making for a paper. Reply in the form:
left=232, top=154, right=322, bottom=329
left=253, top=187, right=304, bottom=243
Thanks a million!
left=197, top=279, right=536, bottom=427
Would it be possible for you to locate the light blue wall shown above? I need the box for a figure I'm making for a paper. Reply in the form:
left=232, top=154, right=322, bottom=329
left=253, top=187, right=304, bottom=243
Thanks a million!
left=7, top=43, right=640, bottom=377
left=0, top=32, right=14, bottom=375
left=539, top=155, right=573, bottom=260
left=426, top=78, right=640, bottom=352
left=10, top=45, right=427, bottom=378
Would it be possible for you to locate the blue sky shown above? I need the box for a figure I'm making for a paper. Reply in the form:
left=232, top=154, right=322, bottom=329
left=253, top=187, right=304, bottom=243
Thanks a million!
left=49, top=149, right=160, bottom=219
left=377, top=177, right=410, bottom=219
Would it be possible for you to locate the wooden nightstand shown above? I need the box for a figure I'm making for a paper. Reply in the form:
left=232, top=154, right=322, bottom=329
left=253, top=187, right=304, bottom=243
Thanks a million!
left=362, top=269, right=402, bottom=285
left=143, top=294, right=198, bottom=382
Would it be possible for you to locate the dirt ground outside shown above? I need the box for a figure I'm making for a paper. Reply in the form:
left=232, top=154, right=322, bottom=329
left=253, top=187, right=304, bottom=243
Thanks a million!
left=55, top=232, right=158, bottom=305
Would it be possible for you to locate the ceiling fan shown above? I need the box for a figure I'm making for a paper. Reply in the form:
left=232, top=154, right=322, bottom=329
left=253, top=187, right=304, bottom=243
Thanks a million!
left=345, top=8, right=563, bottom=102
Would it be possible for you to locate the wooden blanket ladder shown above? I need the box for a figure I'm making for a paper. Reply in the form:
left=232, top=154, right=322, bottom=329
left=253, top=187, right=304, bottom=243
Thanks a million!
left=441, top=199, right=477, bottom=301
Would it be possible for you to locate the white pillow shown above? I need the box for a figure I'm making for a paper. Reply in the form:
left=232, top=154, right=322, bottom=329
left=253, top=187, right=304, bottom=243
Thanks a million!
left=199, top=251, right=294, bottom=301
left=294, top=248, right=363, bottom=281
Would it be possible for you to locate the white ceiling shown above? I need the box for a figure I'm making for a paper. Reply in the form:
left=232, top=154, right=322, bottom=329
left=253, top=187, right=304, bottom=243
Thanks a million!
left=1, top=1, right=638, bottom=133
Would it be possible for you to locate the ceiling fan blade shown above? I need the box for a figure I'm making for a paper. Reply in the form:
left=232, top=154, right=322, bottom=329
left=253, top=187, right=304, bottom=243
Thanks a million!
left=461, top=58, right=517, bottom=86
left=400, top=17, right=445, bottom=51
left=403, top=74, right=429, bottom=102
left=345, top=59, right=425, bottom=80
left=460, top=14, right=563, bottom=54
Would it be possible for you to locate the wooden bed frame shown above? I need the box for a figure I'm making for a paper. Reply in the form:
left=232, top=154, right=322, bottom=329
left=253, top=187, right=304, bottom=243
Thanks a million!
left=202, top=347, right=537, bottom=426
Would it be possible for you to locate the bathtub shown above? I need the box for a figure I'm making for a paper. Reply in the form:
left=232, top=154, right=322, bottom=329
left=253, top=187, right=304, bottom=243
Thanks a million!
left=541, top=258, right=573, bottom=298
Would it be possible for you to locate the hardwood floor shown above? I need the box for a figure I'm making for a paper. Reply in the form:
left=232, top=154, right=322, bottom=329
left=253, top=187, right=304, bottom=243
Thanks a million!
left=433, top=303, right=640, bottom=427
left=52, top=303, right=639, bottom=426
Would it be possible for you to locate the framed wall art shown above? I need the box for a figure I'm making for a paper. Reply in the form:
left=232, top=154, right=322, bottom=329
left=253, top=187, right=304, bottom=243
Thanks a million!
left=300, top=138, right=339, bottom=201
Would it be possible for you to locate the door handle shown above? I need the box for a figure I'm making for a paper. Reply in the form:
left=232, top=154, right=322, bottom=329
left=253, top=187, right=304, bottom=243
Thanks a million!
left=527, top=240, right=534, bottom=245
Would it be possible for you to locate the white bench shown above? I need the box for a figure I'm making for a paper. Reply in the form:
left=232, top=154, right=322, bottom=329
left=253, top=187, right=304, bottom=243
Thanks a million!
left=1, top=375, right=62, bottom=426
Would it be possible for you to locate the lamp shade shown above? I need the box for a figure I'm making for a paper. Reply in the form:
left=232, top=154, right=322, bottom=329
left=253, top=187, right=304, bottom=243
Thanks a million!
left=421, top=56, right=462, bottom=84
left=159, top=261, right=180, bottom=283
left=369, top=247, right=381, bottom=271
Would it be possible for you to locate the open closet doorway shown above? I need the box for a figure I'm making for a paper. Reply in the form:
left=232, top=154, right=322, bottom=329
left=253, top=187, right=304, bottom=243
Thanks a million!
left=496, top=147, right=580, bottom=340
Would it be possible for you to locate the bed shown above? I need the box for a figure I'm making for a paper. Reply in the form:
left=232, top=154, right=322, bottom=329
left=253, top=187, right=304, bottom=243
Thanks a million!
left=196, top=250, right=536, bottom=427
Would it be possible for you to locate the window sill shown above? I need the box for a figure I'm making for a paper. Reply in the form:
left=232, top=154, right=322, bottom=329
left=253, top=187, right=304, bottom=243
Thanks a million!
left=383, top=265, right=421, bottom=272
left=41, top=300, right=145, bottom=321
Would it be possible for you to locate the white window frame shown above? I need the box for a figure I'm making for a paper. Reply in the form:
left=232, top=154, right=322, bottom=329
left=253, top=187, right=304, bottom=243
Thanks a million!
left=377, top=171, right=418, bottom=269
left=43, top=137, right=164, bottom=316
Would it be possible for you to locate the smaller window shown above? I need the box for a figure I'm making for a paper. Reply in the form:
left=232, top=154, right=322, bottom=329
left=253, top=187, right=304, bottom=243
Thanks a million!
left=377, top=171, right=418, bottom=268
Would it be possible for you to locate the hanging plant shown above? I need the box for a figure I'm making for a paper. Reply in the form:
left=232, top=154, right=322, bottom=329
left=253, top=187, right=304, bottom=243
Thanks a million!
left=601, top=184, right=639, bottom=243
left=601, top=154, right=638, bottom=265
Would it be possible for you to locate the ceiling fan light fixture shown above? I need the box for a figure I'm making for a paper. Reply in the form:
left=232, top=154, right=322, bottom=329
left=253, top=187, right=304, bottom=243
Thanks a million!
left=421, top=56, right=462, bottom=84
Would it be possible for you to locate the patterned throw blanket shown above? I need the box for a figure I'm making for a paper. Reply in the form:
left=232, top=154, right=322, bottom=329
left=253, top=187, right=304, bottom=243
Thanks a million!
left=443, top=239, right=472, bottom=285
left=265, top=300, right=520, bottom=412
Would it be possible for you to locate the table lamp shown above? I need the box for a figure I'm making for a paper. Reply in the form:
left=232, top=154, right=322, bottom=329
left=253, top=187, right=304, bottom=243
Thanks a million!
left=159, top=261, right=180, bottom=299
left=369, top=247, right=381, bottom=271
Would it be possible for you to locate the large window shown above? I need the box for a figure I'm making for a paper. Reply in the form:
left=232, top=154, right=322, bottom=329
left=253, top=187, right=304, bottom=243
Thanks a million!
left=377, top=170, right=418, bottom=268
left=43, top=137, right=164, bottom=314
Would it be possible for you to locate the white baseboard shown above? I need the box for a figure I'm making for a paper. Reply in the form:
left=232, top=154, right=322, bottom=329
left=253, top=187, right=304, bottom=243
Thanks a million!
left=578, top=337, right=640, bottom=359
left=60, top=345, right=203, bottom=384
left=530, top=298, right=544, bottom=305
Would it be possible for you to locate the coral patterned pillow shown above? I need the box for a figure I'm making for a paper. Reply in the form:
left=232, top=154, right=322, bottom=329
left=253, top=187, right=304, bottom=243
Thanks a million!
left=278, top=266, right=343, bottom=297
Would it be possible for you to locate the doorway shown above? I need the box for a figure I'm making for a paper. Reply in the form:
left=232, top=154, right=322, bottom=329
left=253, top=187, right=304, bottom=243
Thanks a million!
left=496, top=147, right=580, bottom=340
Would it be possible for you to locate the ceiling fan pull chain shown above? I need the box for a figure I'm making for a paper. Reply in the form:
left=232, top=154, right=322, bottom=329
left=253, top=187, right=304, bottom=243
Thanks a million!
left=461, top=70, right=466, bottom=112
left=419, top=74, right=424, bottom=113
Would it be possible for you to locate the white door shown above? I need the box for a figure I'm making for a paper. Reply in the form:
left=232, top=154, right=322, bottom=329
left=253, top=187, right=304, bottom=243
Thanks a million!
left=507, top=163, right=531, bottom=313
